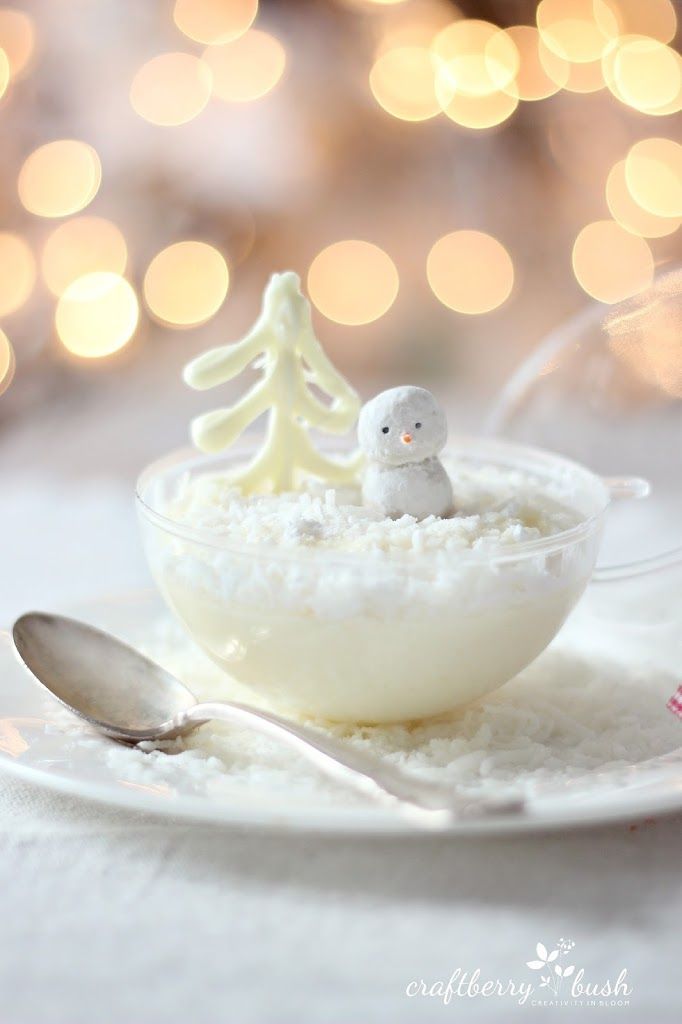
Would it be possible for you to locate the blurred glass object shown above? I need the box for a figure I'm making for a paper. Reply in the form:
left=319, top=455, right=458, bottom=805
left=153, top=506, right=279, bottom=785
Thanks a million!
left=487, top=265, right=682, bottom=577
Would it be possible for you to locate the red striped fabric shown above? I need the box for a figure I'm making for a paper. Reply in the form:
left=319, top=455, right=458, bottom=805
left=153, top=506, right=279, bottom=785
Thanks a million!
left=666, top=686, right=682, bottom=719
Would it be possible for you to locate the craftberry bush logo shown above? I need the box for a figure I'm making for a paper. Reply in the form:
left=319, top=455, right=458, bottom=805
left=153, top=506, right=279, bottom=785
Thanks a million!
left=526, top=937, right=576, bottom=996
left=405, top=937, right=632, bottom=1008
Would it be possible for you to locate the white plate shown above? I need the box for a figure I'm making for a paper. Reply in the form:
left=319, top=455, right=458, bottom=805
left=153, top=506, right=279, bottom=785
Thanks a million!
left=1, top=589, right=681, bottom=835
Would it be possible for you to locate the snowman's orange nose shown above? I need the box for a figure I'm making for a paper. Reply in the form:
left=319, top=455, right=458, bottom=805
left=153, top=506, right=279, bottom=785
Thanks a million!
left=401, top=433, right=413, bottom=444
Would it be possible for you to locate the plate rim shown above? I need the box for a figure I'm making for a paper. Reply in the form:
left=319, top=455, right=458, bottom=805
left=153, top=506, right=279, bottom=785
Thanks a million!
left=3, top=741, right=682, bottom=836
left=1, top=590, right=681, bottom=836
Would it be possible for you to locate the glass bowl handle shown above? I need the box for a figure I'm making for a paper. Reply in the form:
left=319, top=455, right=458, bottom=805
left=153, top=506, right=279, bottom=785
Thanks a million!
left=603, top=476, right=651, bottom=500
left=593, top=475, right=682, bottom=581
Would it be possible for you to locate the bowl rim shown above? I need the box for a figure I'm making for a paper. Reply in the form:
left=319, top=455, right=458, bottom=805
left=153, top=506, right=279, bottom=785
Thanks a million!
left=135, top=436, right=609, bottom=567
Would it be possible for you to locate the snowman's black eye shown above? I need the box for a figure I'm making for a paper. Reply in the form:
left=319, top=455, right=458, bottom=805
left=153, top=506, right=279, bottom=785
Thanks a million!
left=415, top=422, right=422, bottom=429
left=381, top=426, right=389, bottom=434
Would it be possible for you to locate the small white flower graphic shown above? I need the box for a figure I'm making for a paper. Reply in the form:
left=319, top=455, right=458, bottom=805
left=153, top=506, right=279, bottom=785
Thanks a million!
left=527, top=940, right=575, bottom=996
left=526, top=943, right=559, bottom=970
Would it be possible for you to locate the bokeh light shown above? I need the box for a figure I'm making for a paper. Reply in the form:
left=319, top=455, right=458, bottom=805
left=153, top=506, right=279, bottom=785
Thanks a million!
left=594, top=0, right=677, bottom=44
left=432, top=20, right=519, bottom=96
left=0, top=8, right=35, bottom=80
left=203, top=30, right=286, bottom=103
left=41, top=217, right=128, bottom=297
left=436, top=75, right=519, bottom=129
left=563, top=56, right=605, bottom=92
left=173, top=0, right=258, bottom=45
left=601, top=35, right=636, bottom=104
left=18, top=140, right=101, bottom=218
left=616, top=38, right=680, bottom=111
left=604, top=36, right=681, bottom=114
left=130, top=53, right=212, bottom=126
left=143, top=241, right=229, bottom=327
left=344, top=0, right=412, bottom=7
left=0, top=232, right=35, bottom=316
left=536, top=0, right=614, bottom=63
left=572, top=220, right=653, bottom=303
left=55, top=272, right=139, bottom=358
left=369, top=46, right=441, bottom=121
left=307, top=241, right=399, bottom=326
left=625, top=139, right=682, bottom=218
left=432, top=20, right=520, bottom=127
left=533, top=0, right=611, bottom=92
left=0, top=46, right=8, bottom=99
left=373, top=0, right=454, bottom=53
left=503, top=25, right=569, bottom=100
left=0, top=328, right=16, bottom=396
left=427, top=230, right=514, bottom=314
left=606, top=161, right=680, bottom=239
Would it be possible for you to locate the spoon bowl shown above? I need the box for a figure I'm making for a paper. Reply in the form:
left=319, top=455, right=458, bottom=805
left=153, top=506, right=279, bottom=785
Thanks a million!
left=13, top=612, right=197, bottom=742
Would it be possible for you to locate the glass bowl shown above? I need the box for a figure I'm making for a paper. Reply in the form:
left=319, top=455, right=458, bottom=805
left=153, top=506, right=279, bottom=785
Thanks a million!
left=135, top=436, right=624, bottom=724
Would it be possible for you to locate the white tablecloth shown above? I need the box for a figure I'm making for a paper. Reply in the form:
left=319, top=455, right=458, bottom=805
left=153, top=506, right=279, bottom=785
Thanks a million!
left=2, top=390, right=681, bottom=1023
left=1, top=773, right=680, bottom=1023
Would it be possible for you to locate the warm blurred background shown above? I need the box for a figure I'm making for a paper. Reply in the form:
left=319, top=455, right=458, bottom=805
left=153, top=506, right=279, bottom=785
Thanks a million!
left=0, top=0, right=680, bottom=609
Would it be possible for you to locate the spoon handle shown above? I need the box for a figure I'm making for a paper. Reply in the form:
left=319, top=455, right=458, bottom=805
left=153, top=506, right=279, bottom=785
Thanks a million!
left=183, top=701, right=523, bottom=824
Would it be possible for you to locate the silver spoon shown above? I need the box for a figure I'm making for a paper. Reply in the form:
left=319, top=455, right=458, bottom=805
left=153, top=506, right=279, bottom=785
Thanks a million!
left=12, top=612, right=523, bottom=826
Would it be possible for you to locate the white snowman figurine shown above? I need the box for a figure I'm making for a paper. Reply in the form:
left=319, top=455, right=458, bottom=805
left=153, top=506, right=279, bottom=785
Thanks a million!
left=358, top=386, right=453, bottom=521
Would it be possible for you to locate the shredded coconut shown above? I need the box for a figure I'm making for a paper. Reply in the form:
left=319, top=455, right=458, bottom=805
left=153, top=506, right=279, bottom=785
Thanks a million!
left=48, top=597, right=679, bottom=808
left=164, top=460, right=581, bottom=558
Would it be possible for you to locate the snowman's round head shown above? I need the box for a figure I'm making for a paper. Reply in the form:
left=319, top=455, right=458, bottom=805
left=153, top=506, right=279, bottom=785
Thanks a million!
left=358, top=386, right=448, bottom=466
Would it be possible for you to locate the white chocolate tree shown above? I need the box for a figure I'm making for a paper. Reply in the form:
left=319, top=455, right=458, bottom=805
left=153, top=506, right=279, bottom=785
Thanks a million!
left=183, top=271, right=362, bottom=493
